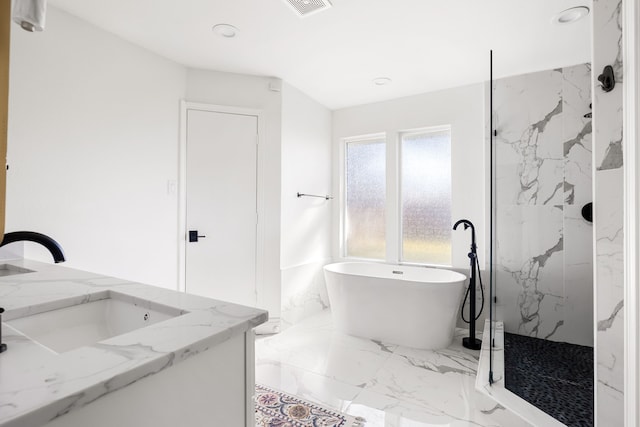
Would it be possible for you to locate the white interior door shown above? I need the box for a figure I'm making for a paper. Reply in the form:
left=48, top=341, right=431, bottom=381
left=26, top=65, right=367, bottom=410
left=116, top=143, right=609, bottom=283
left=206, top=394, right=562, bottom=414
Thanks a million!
left=185, top=109, right=258, bottom=306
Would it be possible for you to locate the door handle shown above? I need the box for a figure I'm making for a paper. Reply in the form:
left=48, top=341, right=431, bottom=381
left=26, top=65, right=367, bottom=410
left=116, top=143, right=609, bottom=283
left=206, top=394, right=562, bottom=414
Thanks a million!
left=188, top=230, right=207, bottom=242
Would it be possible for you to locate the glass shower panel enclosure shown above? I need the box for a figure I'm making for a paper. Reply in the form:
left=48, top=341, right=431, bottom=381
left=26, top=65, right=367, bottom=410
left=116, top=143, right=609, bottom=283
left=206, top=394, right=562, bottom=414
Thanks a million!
left=493, top=65, right=593, bottom=345
left=490, top=63, right=594, bottom=399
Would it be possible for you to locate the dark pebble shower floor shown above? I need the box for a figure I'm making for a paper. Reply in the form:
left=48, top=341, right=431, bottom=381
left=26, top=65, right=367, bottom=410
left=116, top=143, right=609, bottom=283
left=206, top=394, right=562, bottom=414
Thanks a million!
left=504, top=332, right=594, bottom=427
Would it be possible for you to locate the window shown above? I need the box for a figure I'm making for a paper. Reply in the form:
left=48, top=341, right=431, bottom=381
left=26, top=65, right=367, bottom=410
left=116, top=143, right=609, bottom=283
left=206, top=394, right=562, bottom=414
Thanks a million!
left=344, top=137, right=386, bottom=259
left=342, top=127, right=452, bottom=265
left=400, top=128, right=451, bottom=265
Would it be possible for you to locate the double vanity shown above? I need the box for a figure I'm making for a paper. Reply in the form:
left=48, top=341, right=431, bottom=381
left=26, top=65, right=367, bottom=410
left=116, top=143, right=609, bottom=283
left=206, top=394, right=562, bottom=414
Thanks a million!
left=0, top=260, right=267, bottom=427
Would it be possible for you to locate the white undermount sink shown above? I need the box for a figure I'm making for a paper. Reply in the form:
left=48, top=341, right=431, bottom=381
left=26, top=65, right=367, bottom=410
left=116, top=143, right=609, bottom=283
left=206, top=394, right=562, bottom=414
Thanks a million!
left=0, top=264, right=34, bottom=277
left=8, top=292, right=182, bottom=354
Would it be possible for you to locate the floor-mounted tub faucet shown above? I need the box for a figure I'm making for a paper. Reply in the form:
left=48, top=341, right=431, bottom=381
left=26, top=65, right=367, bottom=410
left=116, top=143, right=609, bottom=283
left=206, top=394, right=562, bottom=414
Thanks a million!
left=0, top=231, right=66, bottom=263
left=453, top=219, right=482, bottom=351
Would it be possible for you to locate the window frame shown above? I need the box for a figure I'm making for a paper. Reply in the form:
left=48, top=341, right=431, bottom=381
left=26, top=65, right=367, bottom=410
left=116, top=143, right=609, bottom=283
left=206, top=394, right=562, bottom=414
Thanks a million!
left=340, top=125, right=453, bottom=268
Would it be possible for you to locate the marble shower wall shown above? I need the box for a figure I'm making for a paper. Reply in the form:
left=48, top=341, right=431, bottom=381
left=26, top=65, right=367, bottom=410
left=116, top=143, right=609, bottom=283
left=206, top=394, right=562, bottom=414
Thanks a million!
left=494, top=64, right=594, bottom=347
left=592, top=0, right=624, bottom=424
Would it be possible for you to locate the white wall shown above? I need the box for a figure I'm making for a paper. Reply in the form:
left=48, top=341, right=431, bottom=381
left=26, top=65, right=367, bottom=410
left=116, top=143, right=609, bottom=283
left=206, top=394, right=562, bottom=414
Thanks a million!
left=332, top=83, right=486, bottom=271
left=8, top=10, right=287, bottom=324
left=280, top=82, right=332, bottom=327
left=185, top=69, right=282, bottom=322
left=7, top=7, right=186, bottom=288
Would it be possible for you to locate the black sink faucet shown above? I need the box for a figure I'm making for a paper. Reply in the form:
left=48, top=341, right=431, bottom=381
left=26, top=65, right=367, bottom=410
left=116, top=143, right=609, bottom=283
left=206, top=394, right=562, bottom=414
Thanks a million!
left=0, top=231, right=66, bottom=263
left=0, top=231, right=65, bottom=354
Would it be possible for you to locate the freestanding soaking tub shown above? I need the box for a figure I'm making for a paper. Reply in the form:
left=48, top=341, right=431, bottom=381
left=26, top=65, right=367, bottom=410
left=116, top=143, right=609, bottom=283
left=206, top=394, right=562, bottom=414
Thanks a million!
left=324, top=262, right=467, bottom=349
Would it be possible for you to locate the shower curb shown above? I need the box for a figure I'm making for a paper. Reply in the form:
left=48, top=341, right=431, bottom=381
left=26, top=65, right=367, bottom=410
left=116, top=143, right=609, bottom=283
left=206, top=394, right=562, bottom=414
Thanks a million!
left=475, top=320, right=566, bottom=427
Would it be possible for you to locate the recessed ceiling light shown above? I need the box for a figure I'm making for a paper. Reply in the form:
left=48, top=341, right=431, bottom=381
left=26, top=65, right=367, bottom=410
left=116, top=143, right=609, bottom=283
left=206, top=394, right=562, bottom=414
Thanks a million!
left=553, top=6, right=589, bottom=25
left=212, top=24, right=239, bottom=38
left=373, top=77, right=392, bottom=86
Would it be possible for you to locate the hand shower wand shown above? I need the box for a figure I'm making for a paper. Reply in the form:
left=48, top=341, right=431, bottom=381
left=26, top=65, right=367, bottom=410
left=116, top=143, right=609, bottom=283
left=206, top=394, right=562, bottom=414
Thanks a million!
left=453, top=219, right=482, bottom=350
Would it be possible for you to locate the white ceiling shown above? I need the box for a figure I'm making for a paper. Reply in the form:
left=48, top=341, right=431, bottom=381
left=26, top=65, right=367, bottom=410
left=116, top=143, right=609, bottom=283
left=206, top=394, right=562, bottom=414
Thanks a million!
left=48, top=0, right=591, bottom=110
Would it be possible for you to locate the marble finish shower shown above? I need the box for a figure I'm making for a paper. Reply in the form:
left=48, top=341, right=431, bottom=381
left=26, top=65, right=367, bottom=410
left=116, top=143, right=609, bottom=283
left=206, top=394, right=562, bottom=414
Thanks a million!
left=493, top=63, right=593, bottom=347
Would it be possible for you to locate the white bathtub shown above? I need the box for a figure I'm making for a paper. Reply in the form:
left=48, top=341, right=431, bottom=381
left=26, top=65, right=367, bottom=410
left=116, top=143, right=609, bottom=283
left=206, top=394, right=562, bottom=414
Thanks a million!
left=324, top=262, right=466, bottom=349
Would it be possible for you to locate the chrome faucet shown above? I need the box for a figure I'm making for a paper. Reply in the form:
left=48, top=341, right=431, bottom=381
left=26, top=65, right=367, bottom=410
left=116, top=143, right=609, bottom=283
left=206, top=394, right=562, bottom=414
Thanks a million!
left=0, top=231, right=66, bottom=263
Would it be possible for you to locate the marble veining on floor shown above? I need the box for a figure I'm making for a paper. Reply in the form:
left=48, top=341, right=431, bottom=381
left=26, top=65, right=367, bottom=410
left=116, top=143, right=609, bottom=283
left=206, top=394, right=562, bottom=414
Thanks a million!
left=255, top=311, right=531, bottom=426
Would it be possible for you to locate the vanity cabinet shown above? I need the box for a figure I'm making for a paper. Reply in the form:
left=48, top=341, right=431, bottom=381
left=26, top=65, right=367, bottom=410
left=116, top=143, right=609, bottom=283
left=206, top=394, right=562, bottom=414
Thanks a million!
left=44, top=332, right=256, bottom=427
left=0, top=260, right=266, bottom=427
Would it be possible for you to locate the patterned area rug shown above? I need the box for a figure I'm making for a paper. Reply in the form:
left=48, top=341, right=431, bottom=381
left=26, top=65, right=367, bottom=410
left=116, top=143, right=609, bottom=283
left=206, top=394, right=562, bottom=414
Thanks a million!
left=255, top=384, right=365, bottom=427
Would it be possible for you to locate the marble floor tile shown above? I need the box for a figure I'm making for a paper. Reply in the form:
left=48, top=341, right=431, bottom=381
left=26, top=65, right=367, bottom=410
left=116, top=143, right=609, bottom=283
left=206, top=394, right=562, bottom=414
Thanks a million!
left=347, top=388, right=530, bottom=427
left=256, top=325, right=395, bottom=386
left=255, top=310, right=531, bottom=426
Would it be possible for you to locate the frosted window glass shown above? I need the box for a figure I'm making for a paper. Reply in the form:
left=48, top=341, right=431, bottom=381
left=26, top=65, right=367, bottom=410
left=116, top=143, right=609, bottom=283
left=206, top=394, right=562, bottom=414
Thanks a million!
left=345, top=139, right=386, bottom=259
left=401, top=129, right=452, bottom=265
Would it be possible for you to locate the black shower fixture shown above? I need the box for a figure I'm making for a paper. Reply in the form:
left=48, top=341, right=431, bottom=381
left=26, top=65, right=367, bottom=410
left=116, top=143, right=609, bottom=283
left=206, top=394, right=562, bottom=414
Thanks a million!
left=581, top=202, right=593, bottom=223
left=598, top=65, right=615, bottom=92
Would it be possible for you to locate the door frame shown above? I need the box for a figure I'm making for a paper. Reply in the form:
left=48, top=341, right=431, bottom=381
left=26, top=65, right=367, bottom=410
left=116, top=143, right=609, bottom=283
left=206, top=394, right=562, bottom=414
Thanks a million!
left=178, top=101, right=265, bottom=304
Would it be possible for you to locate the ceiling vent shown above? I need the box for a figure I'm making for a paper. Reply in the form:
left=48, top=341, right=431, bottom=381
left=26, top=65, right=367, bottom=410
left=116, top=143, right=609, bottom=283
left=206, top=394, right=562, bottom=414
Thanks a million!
left=282, top=0, right=333, bottom=17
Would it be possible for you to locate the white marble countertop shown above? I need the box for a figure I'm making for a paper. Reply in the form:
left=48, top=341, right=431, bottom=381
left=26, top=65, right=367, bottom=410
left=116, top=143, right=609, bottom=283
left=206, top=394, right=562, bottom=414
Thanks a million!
left=0, top=259, right=268, bottom=427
